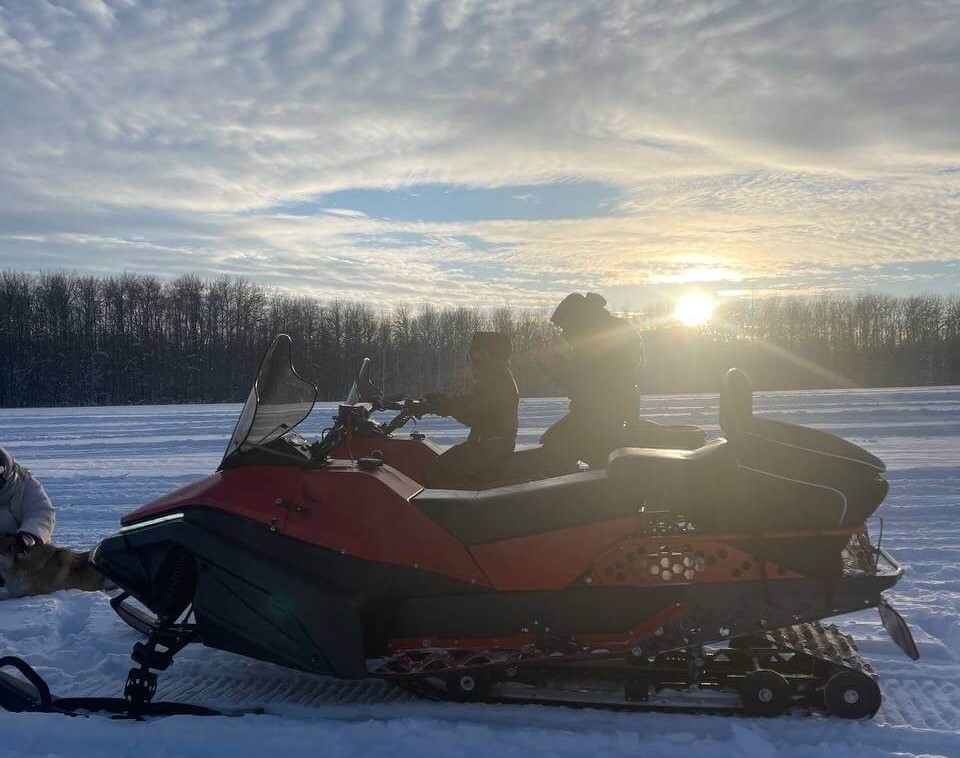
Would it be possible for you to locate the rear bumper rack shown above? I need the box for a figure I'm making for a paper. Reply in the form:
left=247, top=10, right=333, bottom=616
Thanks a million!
left=874, top=546, right=904, bottom=578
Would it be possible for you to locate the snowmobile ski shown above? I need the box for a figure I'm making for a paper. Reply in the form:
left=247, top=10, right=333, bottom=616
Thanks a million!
left=0, top=656, right=226, bottom=719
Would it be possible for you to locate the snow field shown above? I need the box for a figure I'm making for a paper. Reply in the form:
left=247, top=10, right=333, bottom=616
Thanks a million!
left=0, top=387, right=958, bottom=757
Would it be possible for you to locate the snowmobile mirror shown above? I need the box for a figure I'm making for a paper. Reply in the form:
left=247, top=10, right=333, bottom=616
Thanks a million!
left=345, top=358, right=382, bottom=405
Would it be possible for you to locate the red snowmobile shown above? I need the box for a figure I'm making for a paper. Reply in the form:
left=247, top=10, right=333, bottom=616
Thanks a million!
left=0, top=335, right=918, bottom=719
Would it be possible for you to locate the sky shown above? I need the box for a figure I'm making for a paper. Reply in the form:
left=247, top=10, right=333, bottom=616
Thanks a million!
left=1, top=0, right=958, bottom=309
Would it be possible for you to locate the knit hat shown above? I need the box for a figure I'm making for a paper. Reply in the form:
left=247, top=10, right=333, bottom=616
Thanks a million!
left=551, top=292, right=608, bottom=330
left=469, top=331, right=512, bottom=361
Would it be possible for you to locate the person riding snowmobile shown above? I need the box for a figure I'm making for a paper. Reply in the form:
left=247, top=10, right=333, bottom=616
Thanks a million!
left=538, top=292, right=644, bottom=472
left=0, top=447, right=56, bottom=559
left=419, top=331, right=519, bottom=489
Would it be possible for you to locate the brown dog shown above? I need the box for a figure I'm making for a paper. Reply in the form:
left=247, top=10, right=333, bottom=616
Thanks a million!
left=0, top=534, right=112, bottom=599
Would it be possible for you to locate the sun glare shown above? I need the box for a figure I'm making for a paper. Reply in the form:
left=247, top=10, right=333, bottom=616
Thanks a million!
left=674, top=293, right=715, bottom=327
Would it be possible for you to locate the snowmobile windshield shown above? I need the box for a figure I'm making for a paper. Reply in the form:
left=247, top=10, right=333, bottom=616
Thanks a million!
left=344, top=358, right=370, bottom=405
left=221, top=334, right=318, bottom=466
left=344, top=357, right=379, bottom=405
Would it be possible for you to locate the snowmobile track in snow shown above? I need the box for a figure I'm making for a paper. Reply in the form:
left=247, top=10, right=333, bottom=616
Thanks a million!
left=154, top=673, right=413, bottom=709
left=875, top=677, right=960, bottom=731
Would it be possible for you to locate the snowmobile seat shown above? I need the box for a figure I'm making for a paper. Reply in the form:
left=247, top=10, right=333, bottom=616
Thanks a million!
left=414, top=470, right=632, bottom=545
left=624, top=419, right=706, bottom=451
left=473, top=444, right=559, bottom=484
left=605, top=439, right=736, bottom=514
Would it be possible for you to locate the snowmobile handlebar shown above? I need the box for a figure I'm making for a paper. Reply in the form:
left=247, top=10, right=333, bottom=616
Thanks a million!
left=315, top=397, right=429, bottom=457
left=380, top=399, right=427, bottom=434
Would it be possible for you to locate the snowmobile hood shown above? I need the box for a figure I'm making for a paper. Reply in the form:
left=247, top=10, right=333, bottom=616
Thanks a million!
left=122, top=464, right=308, bottom=526
left=121, top=459, right=423, bottom=527
left=121, top=473, right=228, bottom=526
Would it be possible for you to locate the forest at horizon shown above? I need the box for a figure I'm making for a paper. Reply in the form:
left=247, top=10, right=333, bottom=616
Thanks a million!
left=2, top=270, right=959, bottom=408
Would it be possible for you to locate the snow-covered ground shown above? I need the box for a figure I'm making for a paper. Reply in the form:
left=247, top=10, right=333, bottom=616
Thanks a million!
left=1, top=388, right=958, bottom=758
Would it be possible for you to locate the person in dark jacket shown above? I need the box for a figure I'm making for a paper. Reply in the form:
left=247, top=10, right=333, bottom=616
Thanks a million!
left=537, top=293, right=644, bottom=472
left=420, top=332, right=519, bottom=489
left=0, top=447, right=56, bottom=571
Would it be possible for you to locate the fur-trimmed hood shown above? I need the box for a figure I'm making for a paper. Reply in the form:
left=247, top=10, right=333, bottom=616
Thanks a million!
left=0, top=448, right=55, bottom=543
left=0, top=447, right=22, bottom=505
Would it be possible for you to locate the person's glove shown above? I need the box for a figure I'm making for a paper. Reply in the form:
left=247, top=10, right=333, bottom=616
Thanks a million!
left=404, top=399, right=427, bottom=419
left=15, top=532, right=37, bottom=553
left=422, top=392, right=451, bottom=416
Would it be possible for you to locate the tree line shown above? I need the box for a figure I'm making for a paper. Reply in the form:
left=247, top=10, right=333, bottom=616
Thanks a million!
left=1, top=270, right=958, bottom=407
left=643, top=293, right=960, bottom=393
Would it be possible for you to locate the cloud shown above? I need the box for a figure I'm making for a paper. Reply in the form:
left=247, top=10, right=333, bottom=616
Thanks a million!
left=0, top=0, right=958, bottom=306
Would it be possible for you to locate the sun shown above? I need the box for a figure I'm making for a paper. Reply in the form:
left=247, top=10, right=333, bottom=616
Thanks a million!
left=674, top=293, right=715, bottom=327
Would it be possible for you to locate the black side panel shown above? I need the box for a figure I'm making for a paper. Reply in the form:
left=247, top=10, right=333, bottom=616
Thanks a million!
left=413, top=471, right=627, bottom=545
left=194, top=559, right=365, bottom=677
left=95, top=516, right=365, bottom=678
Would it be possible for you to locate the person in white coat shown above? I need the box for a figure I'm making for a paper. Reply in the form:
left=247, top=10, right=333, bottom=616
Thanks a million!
left=0, top=447, right=56, bottom=554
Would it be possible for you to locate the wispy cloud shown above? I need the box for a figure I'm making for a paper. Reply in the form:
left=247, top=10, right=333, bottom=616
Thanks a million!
left=1, top=0, right=958, bottom=306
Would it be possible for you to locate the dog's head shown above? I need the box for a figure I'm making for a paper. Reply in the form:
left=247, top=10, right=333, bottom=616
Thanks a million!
left=0, top=533, right=18, bottom=571
left=0, top=534, right=48, bottom=573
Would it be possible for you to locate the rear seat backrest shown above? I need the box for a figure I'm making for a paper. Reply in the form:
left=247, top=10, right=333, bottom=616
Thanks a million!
left=719, top=368, right=753, bottom=438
